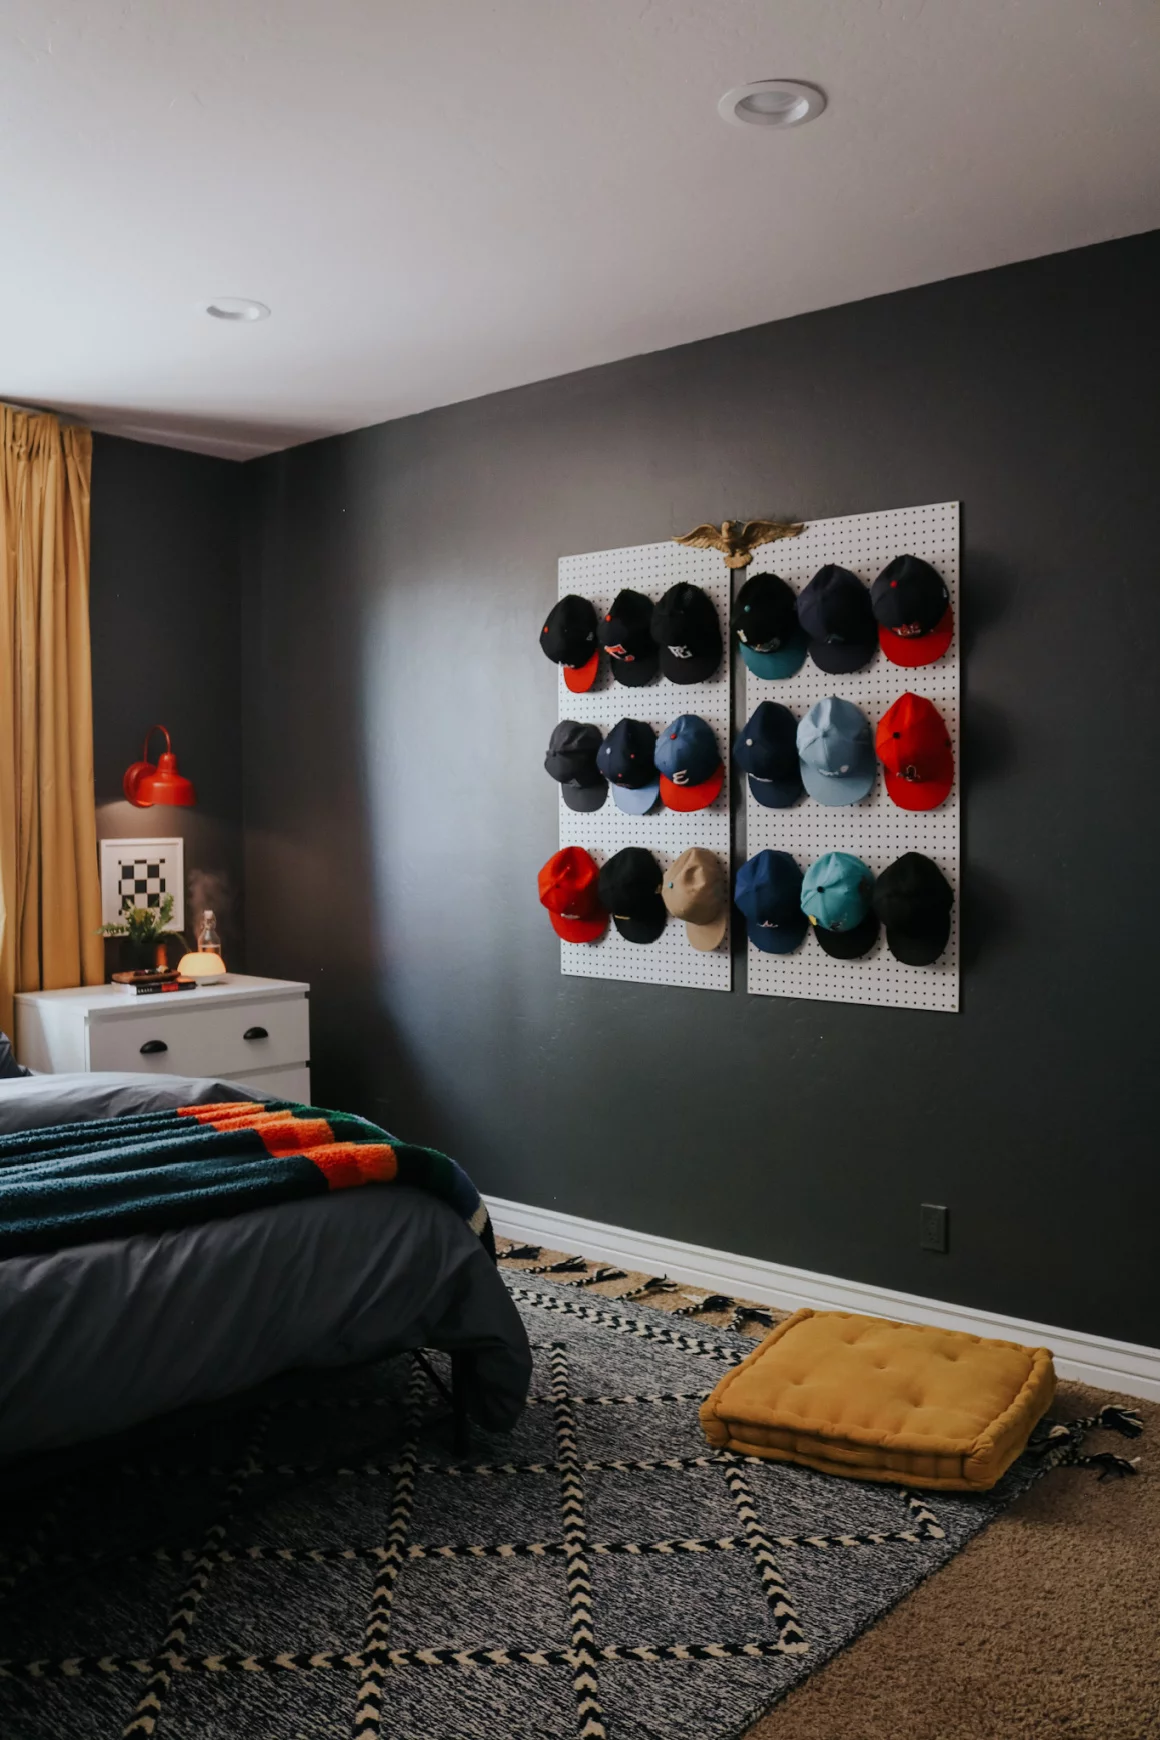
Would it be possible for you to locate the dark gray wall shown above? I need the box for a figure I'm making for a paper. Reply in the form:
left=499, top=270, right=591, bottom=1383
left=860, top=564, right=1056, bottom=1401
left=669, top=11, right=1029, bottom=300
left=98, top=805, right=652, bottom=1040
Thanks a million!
left=91, top=434, right=245, bottom=966
left=241, top=232, right=1160, bottom=1348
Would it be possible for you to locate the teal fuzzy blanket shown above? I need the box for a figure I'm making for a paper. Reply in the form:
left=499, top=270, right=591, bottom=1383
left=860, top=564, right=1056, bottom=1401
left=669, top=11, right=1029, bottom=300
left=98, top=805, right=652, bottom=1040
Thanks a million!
left=0, top=1099, right=493, bottom=1260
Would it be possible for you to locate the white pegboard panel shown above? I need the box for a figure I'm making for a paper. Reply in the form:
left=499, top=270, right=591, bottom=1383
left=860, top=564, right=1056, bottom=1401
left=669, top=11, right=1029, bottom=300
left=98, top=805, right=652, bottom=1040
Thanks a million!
left=743, top=501, right=960, bottom=1013
left=556, top=542, right=732, bottom=990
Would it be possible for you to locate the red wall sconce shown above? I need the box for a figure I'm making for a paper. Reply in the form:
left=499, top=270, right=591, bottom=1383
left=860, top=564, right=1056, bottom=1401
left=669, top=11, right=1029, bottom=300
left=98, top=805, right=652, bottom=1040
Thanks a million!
left=123, top=725, right=197, bottom=808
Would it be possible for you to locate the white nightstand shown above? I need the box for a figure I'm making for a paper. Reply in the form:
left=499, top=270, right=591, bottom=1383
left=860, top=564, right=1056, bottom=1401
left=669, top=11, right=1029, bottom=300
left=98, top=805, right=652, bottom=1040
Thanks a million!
left=14, top=976, right=310, bottom=1101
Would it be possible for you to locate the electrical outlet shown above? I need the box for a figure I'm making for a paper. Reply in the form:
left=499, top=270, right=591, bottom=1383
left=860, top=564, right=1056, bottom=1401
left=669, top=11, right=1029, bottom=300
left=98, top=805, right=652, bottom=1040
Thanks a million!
left=919, top=1203, right=948, bottom=1253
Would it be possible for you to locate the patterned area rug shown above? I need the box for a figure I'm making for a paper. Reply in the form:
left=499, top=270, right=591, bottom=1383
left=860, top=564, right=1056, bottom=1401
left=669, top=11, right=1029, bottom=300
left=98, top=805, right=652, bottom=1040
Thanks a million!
left=0, top=1269, right=1075, bottom=1740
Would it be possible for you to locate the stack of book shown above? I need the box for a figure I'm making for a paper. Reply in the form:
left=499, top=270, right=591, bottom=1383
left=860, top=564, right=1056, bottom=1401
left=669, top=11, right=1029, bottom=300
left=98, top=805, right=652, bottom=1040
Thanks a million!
left=110, top=969, right=200, bottom=996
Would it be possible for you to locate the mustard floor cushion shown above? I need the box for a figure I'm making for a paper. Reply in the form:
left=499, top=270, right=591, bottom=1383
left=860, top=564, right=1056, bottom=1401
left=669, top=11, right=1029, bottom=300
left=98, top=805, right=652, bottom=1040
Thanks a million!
left=700, top=1308, right=1055, bottom=1492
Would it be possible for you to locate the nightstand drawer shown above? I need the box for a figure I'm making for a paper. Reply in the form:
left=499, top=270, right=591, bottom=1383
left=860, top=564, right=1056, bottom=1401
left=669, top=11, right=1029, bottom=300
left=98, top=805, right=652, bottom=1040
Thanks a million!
left=87, top=995, right=309, bottom=1078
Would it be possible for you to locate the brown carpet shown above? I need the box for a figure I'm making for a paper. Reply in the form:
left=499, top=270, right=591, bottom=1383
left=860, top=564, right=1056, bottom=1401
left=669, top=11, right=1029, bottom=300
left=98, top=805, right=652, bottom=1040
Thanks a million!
left=496, top=1242, right=1159, bottom=1740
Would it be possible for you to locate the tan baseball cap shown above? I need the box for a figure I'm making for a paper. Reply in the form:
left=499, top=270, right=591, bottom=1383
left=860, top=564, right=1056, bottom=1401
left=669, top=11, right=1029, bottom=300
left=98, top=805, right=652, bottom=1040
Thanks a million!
left=661, top=848, right=728, bottom=951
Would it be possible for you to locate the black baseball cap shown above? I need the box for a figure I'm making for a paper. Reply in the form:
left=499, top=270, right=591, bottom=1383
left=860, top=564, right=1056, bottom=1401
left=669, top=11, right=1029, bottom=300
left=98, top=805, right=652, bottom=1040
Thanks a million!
left=732, top=702, right=804, bottom=808
left=596, top=718, right=660, bottom=813
left=733, top=572, right=808, bottom=679
left=872, top=852, right=953, bottom=965
left=870, top=556, right=953, bottom=667
left=796, top=565, right=876, bottom=674
left=598, top=847, right=667, bottom=944
left=651, top=583, right=723, bottom=684
left=541, top=595, right=600, bottom=691
left=598, top=589, right=659, bottom=687
left=544, top=721, right=607, bottom=813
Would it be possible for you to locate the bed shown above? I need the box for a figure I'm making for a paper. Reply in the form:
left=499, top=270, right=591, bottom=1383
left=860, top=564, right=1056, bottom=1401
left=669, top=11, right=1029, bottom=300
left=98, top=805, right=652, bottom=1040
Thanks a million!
left=0, top=1072, right=531, bottom=1463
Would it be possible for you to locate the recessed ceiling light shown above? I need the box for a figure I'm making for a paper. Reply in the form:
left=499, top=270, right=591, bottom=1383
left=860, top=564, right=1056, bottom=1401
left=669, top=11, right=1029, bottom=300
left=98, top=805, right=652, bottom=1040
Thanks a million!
left=205, top=298, right=271, bottom=322
left=718, top=80, right=826, bottom=130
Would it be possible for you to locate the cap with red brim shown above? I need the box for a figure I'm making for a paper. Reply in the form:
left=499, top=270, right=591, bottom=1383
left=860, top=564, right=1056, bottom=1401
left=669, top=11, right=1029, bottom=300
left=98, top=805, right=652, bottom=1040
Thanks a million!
left=538, top=846, right=608, bottom=942
left=548, top=907, right=608, bottom=943
left=562, top=648, right=600, bottom=692
left=876, top=693, right=955, bottom=812
left=659, top=761, right=724, bottom=812
left=878, top=604, right=954, bottom=668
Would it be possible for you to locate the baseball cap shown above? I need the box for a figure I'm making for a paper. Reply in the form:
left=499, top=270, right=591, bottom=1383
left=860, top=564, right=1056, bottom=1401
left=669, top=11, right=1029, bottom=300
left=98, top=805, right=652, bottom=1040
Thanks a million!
left=875, top=692, right=954, bottom=811
left=598, top=847, right=667, bottom=944
left=596, top=718, right=660, bottom=814
left=544, top=721, right=607, bottom=813
left=651, top=583, right=723, bottom=684
left=801, top=852, right=879, bottom=959
left=734, top=851, right=808, bottom=954
left=661, top=848, right=728, bottom=951
left=541, top=595, right=600, bottom=692
left=537, top=847, right=608, bottom=943
left=597, top=589, right=660, bottom=687
left=733, top=572, right=807, bottom=679
left=654, top=715, right=724, bottom=812
left=871, top=556, right=953, bottom=668
left=796, top=697, right=876, bottom=805
left=732, top=702, right=804, bottom=808
left=796, top=565, right=876, bottom=674
left=872, top=853, right=954, bottom=965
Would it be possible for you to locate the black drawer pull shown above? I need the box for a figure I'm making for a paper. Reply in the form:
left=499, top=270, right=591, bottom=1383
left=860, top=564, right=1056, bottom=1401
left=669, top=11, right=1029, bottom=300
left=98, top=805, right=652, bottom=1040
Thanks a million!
left=139, top=1039, right=168, bottom=1055
left=243, top=1026, right=269, bottom=1041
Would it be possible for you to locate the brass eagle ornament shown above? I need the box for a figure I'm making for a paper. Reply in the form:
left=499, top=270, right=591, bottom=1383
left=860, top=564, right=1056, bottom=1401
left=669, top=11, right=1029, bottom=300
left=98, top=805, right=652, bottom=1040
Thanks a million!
left=673, top=517, right=804, bottom=568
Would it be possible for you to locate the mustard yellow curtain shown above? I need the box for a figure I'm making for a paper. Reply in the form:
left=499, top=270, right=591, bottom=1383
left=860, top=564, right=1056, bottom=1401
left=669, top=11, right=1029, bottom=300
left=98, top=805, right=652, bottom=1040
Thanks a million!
left=0, top=407, right=103, bottom=1037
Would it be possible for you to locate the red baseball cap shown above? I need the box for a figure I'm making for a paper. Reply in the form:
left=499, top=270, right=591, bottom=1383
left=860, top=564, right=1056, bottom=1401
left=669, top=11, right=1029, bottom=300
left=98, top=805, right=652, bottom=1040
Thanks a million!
left=537, top=847, right=608, bottom=942
left=875, top=693, right=954, bottom=811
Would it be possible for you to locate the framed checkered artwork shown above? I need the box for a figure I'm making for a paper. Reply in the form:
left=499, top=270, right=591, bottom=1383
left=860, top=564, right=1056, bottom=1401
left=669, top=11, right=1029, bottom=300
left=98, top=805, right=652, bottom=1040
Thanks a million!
left=98, top=836, right=185, bottom=930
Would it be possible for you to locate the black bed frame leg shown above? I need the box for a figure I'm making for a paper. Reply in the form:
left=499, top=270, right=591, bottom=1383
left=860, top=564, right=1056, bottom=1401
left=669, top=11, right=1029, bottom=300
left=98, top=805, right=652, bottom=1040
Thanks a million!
left=451, top=1351, right=472, bottom=1457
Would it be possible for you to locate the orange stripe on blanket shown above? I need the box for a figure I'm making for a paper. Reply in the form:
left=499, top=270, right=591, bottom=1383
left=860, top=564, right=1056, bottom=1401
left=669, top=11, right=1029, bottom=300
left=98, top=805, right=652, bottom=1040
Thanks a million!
left=180, top=1105, right=335, bottom=1155
left=307, top=1143, right=397, bottom=1190
left=178, top=1102, right=266, bottom=1121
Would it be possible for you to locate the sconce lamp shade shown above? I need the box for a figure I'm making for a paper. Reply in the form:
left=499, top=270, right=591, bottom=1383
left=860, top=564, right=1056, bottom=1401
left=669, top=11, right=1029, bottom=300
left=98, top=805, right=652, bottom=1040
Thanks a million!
left=124, top=726, right=197, bottom=808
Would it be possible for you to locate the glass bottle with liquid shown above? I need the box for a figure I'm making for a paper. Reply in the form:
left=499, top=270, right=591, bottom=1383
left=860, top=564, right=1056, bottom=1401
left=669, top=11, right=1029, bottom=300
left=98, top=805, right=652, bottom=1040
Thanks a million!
left=197, top=911, right=222, bottom=956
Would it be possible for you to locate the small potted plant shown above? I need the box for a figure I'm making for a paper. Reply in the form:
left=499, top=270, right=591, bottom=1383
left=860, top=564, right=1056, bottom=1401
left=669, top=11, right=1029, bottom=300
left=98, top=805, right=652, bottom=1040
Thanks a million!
left=99, top=894, right=187, bottom=973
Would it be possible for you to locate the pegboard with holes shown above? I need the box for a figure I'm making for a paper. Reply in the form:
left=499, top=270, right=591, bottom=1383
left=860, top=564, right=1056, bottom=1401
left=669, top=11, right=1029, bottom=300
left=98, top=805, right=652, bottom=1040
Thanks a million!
left=743, top=501, right=960, bottom=1013
left=555, top=542, right=732, bottom=990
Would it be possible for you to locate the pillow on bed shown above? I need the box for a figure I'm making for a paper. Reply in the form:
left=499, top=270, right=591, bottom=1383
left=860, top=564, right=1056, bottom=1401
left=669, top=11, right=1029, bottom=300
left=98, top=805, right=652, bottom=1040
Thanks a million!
left=0, top=1031, right=30, bottom=1079
left=0, top=1072, right=268, bottom=1134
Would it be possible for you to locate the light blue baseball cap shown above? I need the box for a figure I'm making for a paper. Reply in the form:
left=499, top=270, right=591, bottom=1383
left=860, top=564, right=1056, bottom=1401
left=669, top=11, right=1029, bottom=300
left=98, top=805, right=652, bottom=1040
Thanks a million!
left=796, top=696, right=876, bottom=805
left=801, top=852, right=875, bottom=932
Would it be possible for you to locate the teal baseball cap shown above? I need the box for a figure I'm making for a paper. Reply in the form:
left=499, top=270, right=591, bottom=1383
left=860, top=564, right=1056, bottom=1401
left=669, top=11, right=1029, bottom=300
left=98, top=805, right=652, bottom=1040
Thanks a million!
left=796, top=696, right=876, bottom=805
left=733, top=572, right=808, bottom=679
left=801, top=852, right=880, bottom=959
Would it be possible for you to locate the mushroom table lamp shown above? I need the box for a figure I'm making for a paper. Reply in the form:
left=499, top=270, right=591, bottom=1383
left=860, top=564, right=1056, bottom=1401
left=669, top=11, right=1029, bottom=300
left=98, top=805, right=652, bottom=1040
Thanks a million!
left=177, top=950, right=227, bottom=978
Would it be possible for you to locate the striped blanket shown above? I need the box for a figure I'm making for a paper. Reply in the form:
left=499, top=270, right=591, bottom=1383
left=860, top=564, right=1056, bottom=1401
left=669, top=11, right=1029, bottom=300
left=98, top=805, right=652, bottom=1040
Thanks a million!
left=0, top=1101, right=493, bottom=1260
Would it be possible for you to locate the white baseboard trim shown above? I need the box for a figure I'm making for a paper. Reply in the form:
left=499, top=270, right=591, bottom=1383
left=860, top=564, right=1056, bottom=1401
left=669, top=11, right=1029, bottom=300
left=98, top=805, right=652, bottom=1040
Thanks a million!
left=488, top=1196, right=1160, bottom=1403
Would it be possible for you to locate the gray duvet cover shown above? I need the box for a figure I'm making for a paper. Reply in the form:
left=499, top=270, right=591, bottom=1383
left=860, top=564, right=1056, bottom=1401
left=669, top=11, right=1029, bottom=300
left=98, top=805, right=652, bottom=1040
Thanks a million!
left=0, top=1074, right=530, bottom=1460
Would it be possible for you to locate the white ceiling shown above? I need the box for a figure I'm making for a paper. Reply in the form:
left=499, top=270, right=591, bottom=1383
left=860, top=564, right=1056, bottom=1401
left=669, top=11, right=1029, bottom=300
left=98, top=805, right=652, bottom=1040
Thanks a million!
left=2, top=0, right=1157, bottom=459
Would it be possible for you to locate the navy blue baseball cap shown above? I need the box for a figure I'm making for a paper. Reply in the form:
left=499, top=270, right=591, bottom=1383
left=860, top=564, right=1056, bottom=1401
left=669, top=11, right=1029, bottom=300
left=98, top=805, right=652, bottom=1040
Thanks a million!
left=735, top=851, right=808, bottom=954
left=596, top=718, right=660, bottom=814
left=654, top=715, right=724, bottom=811
left=732, top=702, right=804, bottom=808
left=733, top=572, right=808, bottom=679
left=796, top=565, right=876, bottom=674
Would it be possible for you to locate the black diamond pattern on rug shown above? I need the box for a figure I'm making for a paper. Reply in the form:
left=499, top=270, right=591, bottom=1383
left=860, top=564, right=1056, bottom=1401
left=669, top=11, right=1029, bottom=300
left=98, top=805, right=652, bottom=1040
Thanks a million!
left=0, top=1277, right=1045, bottom=1740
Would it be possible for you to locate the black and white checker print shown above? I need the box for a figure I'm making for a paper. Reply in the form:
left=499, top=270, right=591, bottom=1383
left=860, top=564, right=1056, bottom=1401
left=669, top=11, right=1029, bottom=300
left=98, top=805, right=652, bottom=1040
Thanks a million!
left=0, top=1278, right=1050, bottom=1740
left=117, top=859, right=167, bottom=914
